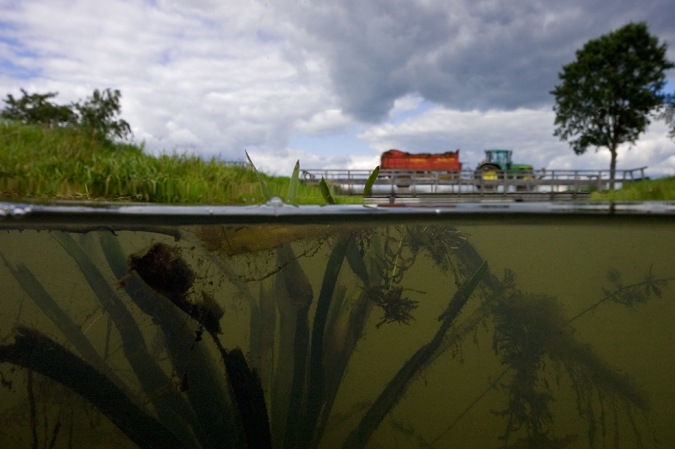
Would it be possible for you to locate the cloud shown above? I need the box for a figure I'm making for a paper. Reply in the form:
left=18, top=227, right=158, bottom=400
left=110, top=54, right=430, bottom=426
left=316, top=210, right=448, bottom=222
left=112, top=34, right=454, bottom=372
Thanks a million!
left=358, top=107, right=675, bottom=177
left=293, top=109, right=352, bottom=136
left=270, top=0, right=675, bottom=121
left=0, top=0, right=342, bottom=159
left=1, top=0, right=673, bottom=173
left=388, top=94, right=424, bottom=117
left=245, top=147, right=379, bottom=175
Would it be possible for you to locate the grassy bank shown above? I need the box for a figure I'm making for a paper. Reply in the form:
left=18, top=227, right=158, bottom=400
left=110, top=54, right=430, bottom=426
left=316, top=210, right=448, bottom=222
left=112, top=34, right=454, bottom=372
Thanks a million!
left=591, top=176, right=675, bottom=201
left=4, top=120, right=672, bottom=204
left=0, top=121, right=351, bottom=204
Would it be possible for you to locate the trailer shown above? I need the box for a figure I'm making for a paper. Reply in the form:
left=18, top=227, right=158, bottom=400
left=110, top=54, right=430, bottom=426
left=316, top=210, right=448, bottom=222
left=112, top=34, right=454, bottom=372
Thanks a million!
left=380, top=149, right=462, bottom=171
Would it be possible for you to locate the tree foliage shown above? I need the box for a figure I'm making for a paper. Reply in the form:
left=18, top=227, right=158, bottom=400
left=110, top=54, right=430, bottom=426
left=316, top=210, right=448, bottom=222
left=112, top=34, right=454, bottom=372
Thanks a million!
left=1, top=88, right=132, bottom=145
left=73, top=88, right=132, bottom=143
left=551, top=22, right=674, bottom=188
left=0, top=89, right=76, bottom=128
left=660, top=93, right=675, bottom=139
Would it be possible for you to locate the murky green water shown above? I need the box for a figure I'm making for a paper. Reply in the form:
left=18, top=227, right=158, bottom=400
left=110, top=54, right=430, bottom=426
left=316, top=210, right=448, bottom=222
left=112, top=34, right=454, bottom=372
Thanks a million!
left=1, top=203, right=674, bottom=448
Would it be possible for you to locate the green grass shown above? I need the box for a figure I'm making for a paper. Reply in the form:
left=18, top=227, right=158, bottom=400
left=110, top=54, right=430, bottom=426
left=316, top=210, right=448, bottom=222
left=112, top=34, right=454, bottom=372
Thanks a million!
left=0, top=120, right=359, bottom=205
left=590, top=176, right=675, bottom=201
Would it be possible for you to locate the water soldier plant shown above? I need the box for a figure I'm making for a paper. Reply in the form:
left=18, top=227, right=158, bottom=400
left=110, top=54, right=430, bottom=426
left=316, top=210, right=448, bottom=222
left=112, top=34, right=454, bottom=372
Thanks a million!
left=0, top=158, right=672, bottom=448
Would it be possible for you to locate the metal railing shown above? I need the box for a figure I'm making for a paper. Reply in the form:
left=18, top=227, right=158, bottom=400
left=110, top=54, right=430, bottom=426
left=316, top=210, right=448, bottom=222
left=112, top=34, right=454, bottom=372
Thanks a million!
left=300, top=167, right=647, bottom=199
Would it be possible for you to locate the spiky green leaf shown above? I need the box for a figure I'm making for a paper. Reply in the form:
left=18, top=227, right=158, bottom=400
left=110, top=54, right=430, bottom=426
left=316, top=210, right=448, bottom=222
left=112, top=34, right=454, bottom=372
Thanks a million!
left=363, top=165, right=379, bottom=197
left=286, top=160, right=300, bottom=205
left=319, top=177, right=336, bottom=204
left=245, top=150, right=272, bottom=201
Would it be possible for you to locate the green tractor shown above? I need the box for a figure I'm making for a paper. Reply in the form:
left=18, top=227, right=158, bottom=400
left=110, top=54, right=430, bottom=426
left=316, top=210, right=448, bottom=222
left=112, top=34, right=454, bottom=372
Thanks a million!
left=475, top=149, right=535, bottom=191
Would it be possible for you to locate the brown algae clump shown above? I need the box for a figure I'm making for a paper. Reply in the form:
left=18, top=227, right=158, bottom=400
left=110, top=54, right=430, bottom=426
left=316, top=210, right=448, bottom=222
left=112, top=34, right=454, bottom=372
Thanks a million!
left=128, top=243, right=223, bottom=334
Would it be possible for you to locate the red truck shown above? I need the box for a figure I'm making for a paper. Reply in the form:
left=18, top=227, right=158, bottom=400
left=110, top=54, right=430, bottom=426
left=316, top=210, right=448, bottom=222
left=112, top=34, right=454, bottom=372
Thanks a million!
left=380, top=149, right=462, bottom=171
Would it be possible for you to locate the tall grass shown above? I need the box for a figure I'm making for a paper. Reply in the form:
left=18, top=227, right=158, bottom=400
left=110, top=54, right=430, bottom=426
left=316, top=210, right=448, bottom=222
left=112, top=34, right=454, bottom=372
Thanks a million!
left=0, top=121, right=349, bottom=204
left=591, top=176, right=675, bottom=201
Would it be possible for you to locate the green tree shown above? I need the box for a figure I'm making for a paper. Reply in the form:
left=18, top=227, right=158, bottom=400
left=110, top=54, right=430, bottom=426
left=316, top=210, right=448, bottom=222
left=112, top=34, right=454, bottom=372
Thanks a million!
left=74, top=88, right=132, bottom=143
left=1, top=88, right=132, bottom=145
left=0, top=89, right=76, bottom=127
left=660, top=93, right=675, bottom=139
left=551, top=22, right=674, bottom=189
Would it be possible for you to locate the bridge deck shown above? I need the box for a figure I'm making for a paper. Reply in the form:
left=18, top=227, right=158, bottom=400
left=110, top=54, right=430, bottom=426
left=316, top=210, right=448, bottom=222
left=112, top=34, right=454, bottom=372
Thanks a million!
left=301, top=167, right=647, bottom=201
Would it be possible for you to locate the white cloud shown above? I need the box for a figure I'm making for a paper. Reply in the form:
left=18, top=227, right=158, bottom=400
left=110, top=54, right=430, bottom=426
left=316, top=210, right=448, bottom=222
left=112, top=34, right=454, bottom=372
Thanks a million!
left=244, top=147, right=379, bottom=175
left=358, top=106, right=675, bottom=177
left=293, top=109, right=352, bottom=136
left=1, top=0, right=674, bottom=176
left=0, top=0, right=346, bottom=159
left=388, top=94, right=424, bottom=117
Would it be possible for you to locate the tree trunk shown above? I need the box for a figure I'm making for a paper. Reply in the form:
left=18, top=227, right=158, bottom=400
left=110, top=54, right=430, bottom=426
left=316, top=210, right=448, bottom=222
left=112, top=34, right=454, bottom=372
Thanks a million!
left=609, top=146, right=617, bottom=191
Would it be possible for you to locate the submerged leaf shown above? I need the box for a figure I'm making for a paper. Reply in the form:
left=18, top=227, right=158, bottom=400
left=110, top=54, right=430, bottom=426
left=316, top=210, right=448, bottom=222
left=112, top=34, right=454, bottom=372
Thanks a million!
left=651, top=284, right=662, bottom=297
left=607, top=268, right=622, bottom=286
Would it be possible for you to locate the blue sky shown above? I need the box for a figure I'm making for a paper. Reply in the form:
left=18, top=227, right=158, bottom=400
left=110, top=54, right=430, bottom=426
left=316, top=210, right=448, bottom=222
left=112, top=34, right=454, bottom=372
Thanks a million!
left=1, top=0, right=674, bottom=176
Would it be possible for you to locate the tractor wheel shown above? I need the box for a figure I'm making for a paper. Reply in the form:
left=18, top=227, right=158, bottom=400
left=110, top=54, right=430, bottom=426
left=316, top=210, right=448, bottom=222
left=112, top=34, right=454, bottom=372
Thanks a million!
left=475, top=165, right=501, bottom=192
left=515, top=169, right=535, bottom=192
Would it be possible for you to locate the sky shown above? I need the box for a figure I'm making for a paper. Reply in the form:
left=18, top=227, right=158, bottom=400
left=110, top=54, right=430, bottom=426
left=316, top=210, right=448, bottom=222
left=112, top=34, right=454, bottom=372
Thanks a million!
left=1, top=0, right=674, bottom=177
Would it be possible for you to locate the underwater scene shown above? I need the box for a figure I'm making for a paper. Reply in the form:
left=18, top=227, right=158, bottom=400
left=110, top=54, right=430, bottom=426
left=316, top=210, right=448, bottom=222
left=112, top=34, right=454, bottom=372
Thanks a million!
left=1, top=209, right=675, bottom=448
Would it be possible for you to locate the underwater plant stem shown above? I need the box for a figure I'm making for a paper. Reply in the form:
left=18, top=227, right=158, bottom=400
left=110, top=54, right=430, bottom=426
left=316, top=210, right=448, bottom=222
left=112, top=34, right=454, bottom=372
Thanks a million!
left=388, top=235, right=405, bottom=289
left=270, top=274, right=297, bottom=448
left=434, top=278, right=656, bottom=443
left=286, top=307, right=311, bottom=446
left=52, top=231, right=203, bottom=449
left=0, top=326, right=186, bottom=449
left=568, top=276, right=675, bottom=322
left=430, top=368, right=509, bottom=445
left=99, top=232, right=240, bottom=449
left=27, top=369, right=38, bottom=449
left=277, top=244, right=314, bottom=448
left=343, top=260, right=488, bottom=449
left=301, top=234, right=351, bottom=448
left=345, top=237, right=370, bottom=285
left=311, top=245, right=379, bottom=448
left=210, top=334, right=273, bottom=449
left=0, top=254, right=128, bottom=392
left=568, top=298, right=611, bottom=323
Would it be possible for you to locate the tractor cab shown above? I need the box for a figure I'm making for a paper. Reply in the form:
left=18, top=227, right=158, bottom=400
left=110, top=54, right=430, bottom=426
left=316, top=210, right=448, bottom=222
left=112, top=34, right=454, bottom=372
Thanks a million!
left=478, top=149, right=533, bottom=175
left=476, top=149, right=534, bottom=190
left=483, top=149, right=513, bottom=171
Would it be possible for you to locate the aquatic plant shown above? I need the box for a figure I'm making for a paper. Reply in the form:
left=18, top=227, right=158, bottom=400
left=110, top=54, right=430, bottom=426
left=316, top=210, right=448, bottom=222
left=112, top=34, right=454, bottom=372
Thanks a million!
left=0, top=161, right=672, bottom=448
left=1, top=221, right=671, bottom=448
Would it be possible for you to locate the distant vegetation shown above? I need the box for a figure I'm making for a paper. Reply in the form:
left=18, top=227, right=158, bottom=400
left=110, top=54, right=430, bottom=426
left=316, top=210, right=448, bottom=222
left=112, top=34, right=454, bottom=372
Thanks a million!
left=1, top=87, right=673, bottom=204
left=591, top=176, right=675, bottom=201
left=0, top=88, right=361, bottom=204
left=0, top=121, right=350, bottom=205
left=551, top=22, right=674, bottom=190
left=1, top=88, right=132, bottom=145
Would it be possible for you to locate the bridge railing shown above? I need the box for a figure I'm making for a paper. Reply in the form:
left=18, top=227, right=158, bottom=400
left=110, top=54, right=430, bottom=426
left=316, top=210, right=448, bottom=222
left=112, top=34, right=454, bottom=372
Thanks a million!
left=300, top=167, right=648, bottom=197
